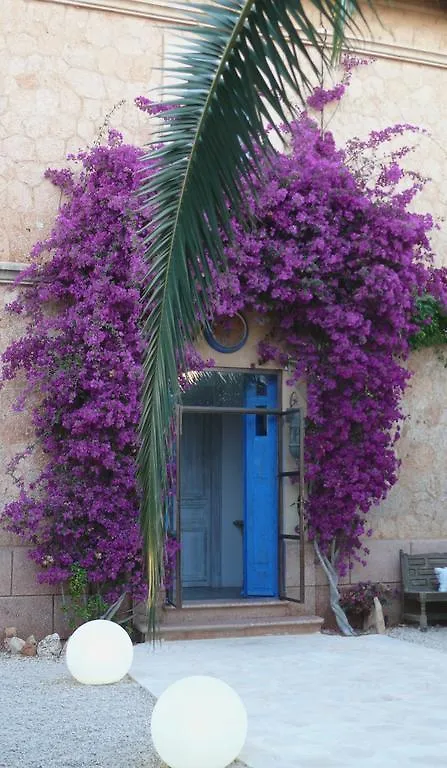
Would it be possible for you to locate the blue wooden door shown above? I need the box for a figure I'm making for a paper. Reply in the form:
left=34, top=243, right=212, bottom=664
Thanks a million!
left=244, top=376, right=278, bottom=597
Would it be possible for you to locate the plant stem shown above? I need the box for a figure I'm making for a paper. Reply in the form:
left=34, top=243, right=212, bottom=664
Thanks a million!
left=313, top=538, right=356, bottom=636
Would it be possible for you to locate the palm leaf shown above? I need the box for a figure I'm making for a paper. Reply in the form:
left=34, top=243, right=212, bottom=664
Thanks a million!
left=138, top=0, right=368, bottom=636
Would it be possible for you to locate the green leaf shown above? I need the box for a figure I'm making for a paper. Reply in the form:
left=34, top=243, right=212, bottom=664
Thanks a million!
left=410, top=294, right=447, bottom=350
left=138, top=0, right=369, bottom=638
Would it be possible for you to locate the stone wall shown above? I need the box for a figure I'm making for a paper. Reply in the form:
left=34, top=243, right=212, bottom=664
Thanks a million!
left=0, top=0, right=168, bottom=638
left=2, top=0, right=447, bottom=635
left=311, top=0, right=447, bottom=625
left=1, top=0, right=165, bottom=265
left=319, top=348, right=447, bottom=627
left=327, top=4, right=447, bottom=262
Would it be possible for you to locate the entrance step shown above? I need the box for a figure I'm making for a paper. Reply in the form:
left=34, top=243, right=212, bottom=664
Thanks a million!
left=161, top=598, right=308, bottom=626
left=133, top=599, right=323, bottom=640
left=160, top=615, right=323, bottom=641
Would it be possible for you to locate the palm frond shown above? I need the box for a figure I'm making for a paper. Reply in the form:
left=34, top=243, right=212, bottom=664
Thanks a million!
left=138, top=0, right=368, bottom=637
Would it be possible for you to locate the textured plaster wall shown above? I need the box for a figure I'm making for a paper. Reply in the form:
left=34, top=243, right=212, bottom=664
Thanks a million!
left=0, top=0, right=164, bottom=266
left=312, top=3, right=447, bottom=624
left=2, top=0, right=447, bottom=633
left=0, top=0, right=166, bottom=637
left=322, top=63, right=447, bottom=263
left=196, top=0, right=447, bottom=623
left=0, top=282, right=67, bottom=638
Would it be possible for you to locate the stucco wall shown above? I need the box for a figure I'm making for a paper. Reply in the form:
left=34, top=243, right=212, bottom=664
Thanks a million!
left=1, top=0, right=164, bottom=265
left=0, top=0, right=168, bottom=638
left=311, top=1, right=447, bottom=624
left=2, top=0, right=447, bottom=634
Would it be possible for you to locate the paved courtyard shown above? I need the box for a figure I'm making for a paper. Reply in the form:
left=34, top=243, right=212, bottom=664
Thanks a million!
left=131, top=632, right=447, bottom=768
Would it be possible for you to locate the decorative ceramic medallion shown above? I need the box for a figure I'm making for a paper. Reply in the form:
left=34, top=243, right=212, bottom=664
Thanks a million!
left=204, top=312, right=248, bottom=353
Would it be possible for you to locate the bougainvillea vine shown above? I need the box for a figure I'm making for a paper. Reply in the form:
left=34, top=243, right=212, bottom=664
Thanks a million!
left=2, top=72, right=447, bottom=620
left=0, top=116, right=212, bottom=607
left=210, top=99, right=445, bottom=575
left=1, top=132, right=148, bottom=603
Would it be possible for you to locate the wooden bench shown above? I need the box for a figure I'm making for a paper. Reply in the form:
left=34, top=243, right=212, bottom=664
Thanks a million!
left=400, top=550, right=447, bottom=631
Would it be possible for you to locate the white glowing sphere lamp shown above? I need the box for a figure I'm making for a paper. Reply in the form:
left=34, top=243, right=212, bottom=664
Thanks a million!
left=151, top=675, right=248, bottom=768
left=65, top=619, right=133, bottom=685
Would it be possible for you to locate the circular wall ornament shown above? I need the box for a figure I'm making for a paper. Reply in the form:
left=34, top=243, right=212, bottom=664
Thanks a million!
left=204, top=312, right=248, bottom=353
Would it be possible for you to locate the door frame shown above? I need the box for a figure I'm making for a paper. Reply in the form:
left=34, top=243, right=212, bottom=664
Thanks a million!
left=170, top=370, right=305, bottom=608
left=278, top=405, right=305, bottom=604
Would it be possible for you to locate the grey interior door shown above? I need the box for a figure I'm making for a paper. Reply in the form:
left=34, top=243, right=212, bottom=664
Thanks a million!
left=180, top=413, right=218, bottom=587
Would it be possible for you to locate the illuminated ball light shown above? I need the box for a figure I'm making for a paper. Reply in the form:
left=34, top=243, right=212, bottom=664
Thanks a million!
left=151, top=675, right=248, bottom=768
left=65, top=619, right=133, bottom=685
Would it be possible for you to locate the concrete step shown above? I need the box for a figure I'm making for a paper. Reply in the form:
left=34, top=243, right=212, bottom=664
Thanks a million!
left=132, top=599, right=321, bottom=639
left=160, top=615, right=323, bottom=641
left=160, top=599, right=304, bottom=626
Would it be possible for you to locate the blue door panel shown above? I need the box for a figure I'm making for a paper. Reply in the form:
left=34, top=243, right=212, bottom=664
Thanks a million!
left=244, top=377, right=278, bottom=597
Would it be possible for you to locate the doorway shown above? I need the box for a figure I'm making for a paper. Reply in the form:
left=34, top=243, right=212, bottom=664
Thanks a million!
left=176, top=371, right=281, bottom=603
left=180, top=411, right=244, bottom=601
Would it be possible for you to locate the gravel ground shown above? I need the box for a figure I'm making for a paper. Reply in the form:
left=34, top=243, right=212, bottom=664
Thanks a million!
left=387, top=623, right=447, bottom=652
left=0, top=653, right=159, bottom=768
left=0, top=650, right=245, bottom=768
left=2, top=629, right=446, bottom=768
